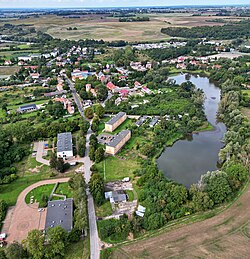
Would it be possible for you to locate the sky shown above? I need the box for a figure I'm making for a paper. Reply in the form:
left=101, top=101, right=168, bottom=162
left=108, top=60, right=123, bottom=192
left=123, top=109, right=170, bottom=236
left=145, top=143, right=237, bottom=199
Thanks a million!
left=0, top=0, right=249, bottom=8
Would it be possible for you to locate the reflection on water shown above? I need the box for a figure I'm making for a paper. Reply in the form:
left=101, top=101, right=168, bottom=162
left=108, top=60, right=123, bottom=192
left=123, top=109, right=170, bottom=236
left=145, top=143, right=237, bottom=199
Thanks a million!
left=157, top=74, right=227, bottom=188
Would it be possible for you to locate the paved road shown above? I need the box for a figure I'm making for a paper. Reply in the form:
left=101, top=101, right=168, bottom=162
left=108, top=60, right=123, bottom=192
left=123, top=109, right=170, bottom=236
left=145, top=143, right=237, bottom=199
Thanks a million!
left=36, top=141, right=50, bottom=166
left=5, top=178, right=69, bottom=244
left=66, top=76, right=100, bottom=259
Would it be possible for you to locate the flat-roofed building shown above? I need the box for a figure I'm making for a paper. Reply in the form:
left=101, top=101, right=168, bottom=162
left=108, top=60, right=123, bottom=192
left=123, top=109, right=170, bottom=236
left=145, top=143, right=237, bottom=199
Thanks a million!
left=105, top=112, right=127, bottom=132
left=106, top=130, right=131, bottom=155
left=45, top=198, right=73, bottom=233
left=57, top=132, right=73, bottom=159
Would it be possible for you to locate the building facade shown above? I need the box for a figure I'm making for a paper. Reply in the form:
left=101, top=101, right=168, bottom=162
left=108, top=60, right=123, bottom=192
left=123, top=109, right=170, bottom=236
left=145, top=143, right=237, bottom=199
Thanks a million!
left=106, top=130, right=131, bottom=155
left=105, top=112, right=127, bottom=132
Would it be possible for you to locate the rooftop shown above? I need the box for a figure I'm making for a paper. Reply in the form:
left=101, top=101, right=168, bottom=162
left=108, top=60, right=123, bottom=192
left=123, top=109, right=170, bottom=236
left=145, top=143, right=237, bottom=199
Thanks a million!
left=57, top=132, right=73, bottom=153
left=20, top=103, right=37, bottom=110
left=106, top=112, right=126, bottom=126
left=107, top=130, right=131, bottom=148
left=45, top=198, right=73, bottom=233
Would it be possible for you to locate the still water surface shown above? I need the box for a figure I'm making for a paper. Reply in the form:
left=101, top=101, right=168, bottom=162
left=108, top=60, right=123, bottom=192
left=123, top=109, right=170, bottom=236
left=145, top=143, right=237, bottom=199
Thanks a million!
left=157, top=74, right=227, bottom=187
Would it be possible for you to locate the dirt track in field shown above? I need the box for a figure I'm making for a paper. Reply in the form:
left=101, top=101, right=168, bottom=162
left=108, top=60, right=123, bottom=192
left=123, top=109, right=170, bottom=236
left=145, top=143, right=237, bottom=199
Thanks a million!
left=113, top=183, right=250, bottom=258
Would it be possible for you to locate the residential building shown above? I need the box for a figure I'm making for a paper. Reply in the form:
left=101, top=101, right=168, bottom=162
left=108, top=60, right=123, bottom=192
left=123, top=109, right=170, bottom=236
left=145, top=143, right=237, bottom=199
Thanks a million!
left=105, top=191, right=127, bottom=204
left=57, top=132, right=73, bottom=159
left=45, top=198, right=73, bottom=233
left=105, top=112, right=127, bottom=132
left=106, top=130, right=131, bottom=155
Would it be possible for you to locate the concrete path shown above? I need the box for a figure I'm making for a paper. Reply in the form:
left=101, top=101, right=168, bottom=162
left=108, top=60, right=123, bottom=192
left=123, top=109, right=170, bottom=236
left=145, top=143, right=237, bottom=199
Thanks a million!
left=5, top=178, right=69, bottom=244
left=36, top=141, right=50, bottom=166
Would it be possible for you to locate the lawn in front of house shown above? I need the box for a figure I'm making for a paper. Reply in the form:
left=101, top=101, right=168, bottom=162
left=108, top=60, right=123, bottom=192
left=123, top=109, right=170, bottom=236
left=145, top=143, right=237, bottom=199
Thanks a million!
left=25, top=184, right=55, bottom=206
left=54, top=182, right=73, bottom=198
left=95, top=201, right=113, bottom=218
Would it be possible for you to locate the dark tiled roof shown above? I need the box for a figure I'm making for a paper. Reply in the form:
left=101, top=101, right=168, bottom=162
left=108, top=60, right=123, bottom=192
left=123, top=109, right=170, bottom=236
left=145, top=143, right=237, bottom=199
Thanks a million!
left=45, top=198, right=73, bottom=233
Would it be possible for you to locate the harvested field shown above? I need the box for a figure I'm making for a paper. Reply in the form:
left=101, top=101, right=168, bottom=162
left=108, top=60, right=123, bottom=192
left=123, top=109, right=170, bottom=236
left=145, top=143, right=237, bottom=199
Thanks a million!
left=0, top=66, right=19, bottom=76
left=0, top=14, right=244, bottom=42
left=112, top=183, right=250, bottom=258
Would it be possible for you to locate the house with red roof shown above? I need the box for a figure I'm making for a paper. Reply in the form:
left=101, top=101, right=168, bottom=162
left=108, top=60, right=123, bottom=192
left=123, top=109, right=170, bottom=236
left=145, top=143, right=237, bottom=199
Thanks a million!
left=106, top=82, right=118, bottom=92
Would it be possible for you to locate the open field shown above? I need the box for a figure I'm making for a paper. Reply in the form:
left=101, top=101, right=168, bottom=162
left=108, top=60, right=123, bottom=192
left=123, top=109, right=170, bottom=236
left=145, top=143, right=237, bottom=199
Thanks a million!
left=112, top=182, right=250, bottom=258
left=0, top=14, right=244, bottom=42
left=242, top=107, right=250, bottom=120
left=0, top=66, right=19, bottom=76
left=95, top=156, right=140, bottom=182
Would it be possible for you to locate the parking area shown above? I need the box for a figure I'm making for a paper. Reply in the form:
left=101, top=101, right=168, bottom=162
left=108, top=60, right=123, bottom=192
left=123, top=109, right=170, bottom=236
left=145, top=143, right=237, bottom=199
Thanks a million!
left=97, top=133, right=114, bottom=145
left=4, top=178, right=69, bottom=244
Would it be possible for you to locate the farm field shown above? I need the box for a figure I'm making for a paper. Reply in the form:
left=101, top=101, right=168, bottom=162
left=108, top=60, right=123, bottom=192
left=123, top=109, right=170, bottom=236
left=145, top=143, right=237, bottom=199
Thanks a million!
left=0, top=66, right=19, bottom=76
left=0, top=14, right=243, bottom=42
left=112, top=183, right=250, bottom=258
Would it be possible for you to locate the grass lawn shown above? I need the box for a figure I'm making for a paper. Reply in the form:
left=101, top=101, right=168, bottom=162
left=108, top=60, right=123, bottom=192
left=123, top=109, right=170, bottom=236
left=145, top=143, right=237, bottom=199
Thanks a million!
left=97, top=117, right=110, bottom=135
left=195, top=121, right=214, bottom=132
left=125, top=190, right=134, bottom=202
left=0, top=173, right=50, bottom=206
left=242, top=89, right=250, bottom=95
left=54, top=182, right=73, bottom=198
left=65, top=237, right=90, bottom=259
left=0, top=108, right=6, bottom=118
left=95, top=201, right=113, bottom=217
left=25, top=184, right=55, bottom=205
left=96, top=156, right=140, bottom=182
left=112, top=118, right=134, bottom=135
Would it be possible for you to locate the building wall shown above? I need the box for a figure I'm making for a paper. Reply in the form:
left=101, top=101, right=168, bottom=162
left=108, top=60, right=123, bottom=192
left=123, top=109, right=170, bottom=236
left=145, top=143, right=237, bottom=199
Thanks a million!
left=57, top=150, right=73, bottom=159
left=105, top=114, right=127, bottom=132
left=106, top=131, right=131, bottom=155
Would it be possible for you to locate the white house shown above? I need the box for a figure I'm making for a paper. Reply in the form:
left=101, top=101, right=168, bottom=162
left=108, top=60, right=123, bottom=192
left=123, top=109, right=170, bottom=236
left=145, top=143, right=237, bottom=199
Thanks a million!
left=57, top=132, right=73, bottom=160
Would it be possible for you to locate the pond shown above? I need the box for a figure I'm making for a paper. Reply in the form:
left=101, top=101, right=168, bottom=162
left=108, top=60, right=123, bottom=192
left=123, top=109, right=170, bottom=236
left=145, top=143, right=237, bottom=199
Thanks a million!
left=157, top=74, right=227, bottom=188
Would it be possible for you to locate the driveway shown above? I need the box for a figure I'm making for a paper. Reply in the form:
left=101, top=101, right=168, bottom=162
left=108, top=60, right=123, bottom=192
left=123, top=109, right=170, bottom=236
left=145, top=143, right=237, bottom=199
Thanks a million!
left=5, top=178, right=69, bottom=244
left=36, top=141, right=50, bottom=166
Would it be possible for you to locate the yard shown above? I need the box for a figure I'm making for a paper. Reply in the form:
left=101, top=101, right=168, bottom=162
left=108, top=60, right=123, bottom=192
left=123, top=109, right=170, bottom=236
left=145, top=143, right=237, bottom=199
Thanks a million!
left=25, top=184, right=55, bottom=205
left=95, top=201, right=113, bottom=218
left=53, top=182, right=73, bottom=199
left=95, top=156, right=140, bottom=182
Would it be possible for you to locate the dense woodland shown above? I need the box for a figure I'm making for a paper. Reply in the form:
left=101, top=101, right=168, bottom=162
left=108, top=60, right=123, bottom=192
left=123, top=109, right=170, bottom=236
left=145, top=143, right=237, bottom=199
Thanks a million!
left=161, top=19, right=250, bottom=39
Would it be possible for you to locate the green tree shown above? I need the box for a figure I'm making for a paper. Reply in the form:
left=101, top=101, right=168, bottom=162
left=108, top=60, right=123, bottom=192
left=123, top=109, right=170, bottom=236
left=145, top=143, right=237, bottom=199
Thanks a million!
left=89, top=173, right=104, bottom=205
left=46, top=226, right=67, bottom=258
left=84, top=107, right=94, bottom=119
left=95, top=147, right=104, bottom=163
left=200, top=171, right=232, bottom=204
left=24, top=229, right=45, bottom=259
left=95, top=104, right=105, bottom=118
left=5, top=242, right=26, bottom=259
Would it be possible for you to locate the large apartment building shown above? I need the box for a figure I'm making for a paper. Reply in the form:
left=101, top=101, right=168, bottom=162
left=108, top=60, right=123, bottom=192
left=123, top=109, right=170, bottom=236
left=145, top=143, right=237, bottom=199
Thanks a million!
left=106, top=130, right=131, bottom=155
left=105, top=112, right=127, bottom=132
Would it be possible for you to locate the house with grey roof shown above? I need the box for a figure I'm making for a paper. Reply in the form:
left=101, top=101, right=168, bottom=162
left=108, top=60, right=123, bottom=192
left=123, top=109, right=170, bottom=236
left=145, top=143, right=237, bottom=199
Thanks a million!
left=105, top=191, right=127, bottom=204
left=106, top=130, right=131, bottom=155
left=105, top=112, right=127, bottom=132
left=57, top=132, right=73, bottom=160
left=45, top=198, right=73, bottom=233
